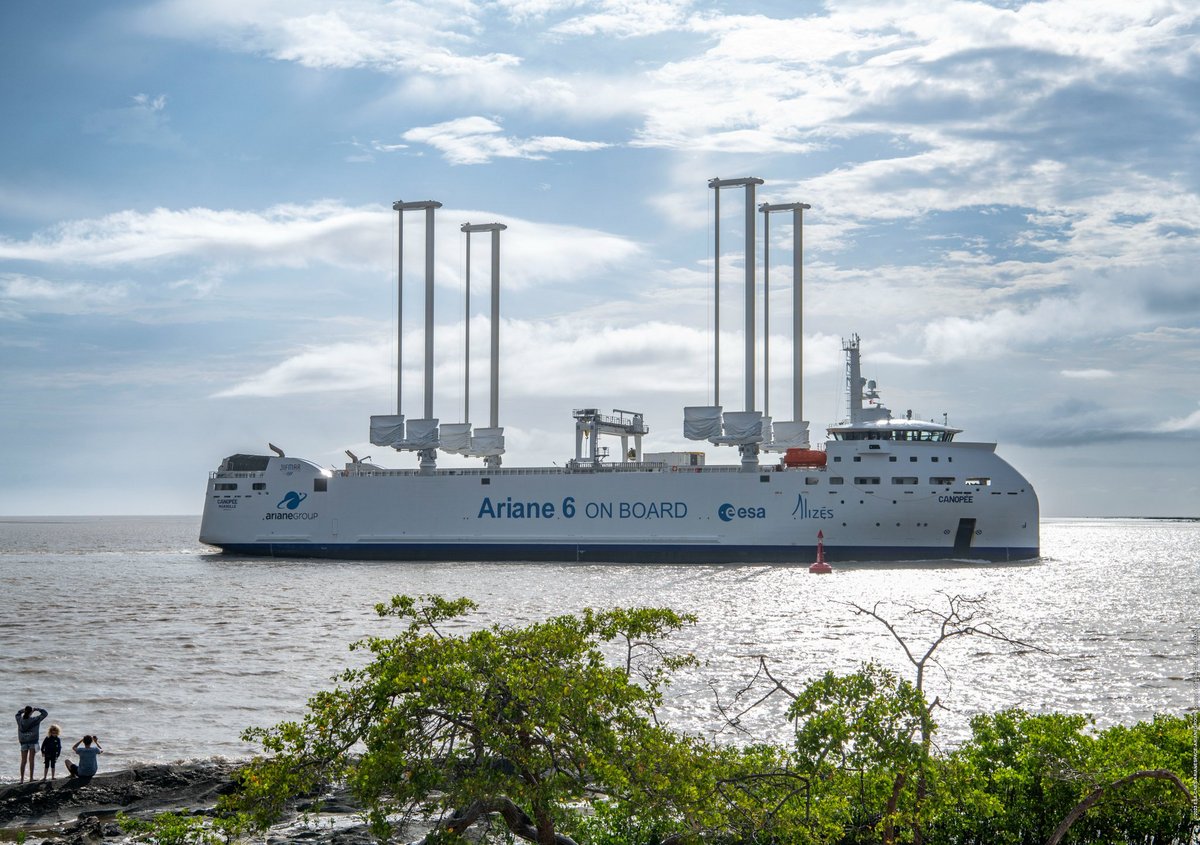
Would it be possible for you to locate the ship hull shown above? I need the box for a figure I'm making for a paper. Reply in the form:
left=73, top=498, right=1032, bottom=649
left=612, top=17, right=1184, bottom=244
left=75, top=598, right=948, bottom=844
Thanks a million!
left=201, top=439, right=1039, bottom=564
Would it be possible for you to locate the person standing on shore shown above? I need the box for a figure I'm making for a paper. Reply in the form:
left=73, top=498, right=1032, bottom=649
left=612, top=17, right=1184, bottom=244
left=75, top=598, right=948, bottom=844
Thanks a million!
left=16, top=705, right=49, bottom=783
left=41, top=724, right=62, bottom=780
left=65, top=735, right=102, bottom=780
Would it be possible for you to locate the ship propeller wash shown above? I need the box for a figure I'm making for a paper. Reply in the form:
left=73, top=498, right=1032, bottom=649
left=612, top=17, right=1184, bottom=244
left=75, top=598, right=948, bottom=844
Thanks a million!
left=200, top=178, right=1039, bottom=562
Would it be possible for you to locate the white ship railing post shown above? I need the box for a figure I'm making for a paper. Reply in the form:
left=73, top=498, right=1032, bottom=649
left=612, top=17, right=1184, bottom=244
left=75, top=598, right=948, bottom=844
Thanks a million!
left=393, top=200, right=442, bottom=470
left=423, top=205, right=435, bottom=423
left=760, top=201, right=811, bottom=425
left=392, top=201, right=404, bottom=417
left=709, top=177, right=764, bottom=471
left=463, top=225, right=471, bottom=426
left=762, top=205, right=770, bottom=421
left=712, top=181, right=720, bottom=407
left=462, top=222, right=507, bottom=469
left=490, top=225, right=502, bottom=433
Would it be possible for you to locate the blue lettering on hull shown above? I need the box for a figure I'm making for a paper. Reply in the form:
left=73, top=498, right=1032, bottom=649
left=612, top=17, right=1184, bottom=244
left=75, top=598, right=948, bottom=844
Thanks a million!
left=478, top=497, right=688, bottom=520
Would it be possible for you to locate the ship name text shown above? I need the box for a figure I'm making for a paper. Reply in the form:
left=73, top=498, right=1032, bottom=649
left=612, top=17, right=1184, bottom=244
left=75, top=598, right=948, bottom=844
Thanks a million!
left=477, top=496, right=688, bottom=520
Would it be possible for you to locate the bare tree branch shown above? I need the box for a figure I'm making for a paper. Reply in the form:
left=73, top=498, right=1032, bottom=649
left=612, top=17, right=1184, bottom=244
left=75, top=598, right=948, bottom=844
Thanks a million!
left=1044, top=769, right=1193, bottom=845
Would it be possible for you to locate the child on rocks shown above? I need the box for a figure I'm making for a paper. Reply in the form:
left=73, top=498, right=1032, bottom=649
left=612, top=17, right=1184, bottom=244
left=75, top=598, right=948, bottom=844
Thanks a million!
left=41, top=724, right=62, bottom=780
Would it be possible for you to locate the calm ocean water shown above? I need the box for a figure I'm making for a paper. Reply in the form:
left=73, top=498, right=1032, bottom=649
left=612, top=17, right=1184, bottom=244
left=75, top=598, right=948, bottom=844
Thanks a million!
left=1, top=516, right=1196, bottom=778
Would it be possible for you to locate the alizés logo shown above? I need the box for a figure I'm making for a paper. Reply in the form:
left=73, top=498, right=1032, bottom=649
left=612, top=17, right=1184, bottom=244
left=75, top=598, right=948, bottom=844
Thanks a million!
left=277, top=491, right=307, bottom=510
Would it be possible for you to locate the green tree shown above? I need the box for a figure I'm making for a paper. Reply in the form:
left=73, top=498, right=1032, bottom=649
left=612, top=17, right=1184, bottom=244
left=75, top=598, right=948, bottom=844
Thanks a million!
left=227, top=595, right=706, bottom=845
left=934, top=709, right=1093, bottom=845
left=788, top=663, right=929, bottom=844
left=935, top=709, right=1196, bottom=845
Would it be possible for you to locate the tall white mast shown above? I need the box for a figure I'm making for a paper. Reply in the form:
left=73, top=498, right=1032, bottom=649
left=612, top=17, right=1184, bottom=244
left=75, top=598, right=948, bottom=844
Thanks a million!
left=759, top=201, right=811, bottom=423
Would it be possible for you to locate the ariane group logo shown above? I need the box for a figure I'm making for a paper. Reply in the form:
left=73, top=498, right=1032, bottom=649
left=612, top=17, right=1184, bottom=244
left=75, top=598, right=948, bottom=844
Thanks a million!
left=277, top=491, right=307, bottom=510
left=718, top=503, right=767, bottom=521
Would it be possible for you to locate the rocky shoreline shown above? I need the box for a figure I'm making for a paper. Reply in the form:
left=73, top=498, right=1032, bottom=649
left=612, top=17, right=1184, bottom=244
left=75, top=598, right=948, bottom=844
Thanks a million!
left=0, top=762, right=376, bottom=845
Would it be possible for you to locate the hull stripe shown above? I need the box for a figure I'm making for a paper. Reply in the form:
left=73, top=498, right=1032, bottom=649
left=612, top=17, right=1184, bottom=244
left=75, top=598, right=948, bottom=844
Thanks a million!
left=210, top=542, right=1039, bottom=564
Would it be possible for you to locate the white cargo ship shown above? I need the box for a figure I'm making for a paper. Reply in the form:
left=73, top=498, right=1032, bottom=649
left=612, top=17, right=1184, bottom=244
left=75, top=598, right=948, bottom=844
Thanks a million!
left=200, top=179, right=1039, bottom=563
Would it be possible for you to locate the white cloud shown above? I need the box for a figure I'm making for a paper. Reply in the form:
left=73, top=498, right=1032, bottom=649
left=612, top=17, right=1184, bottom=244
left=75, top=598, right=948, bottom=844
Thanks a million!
left=548, top=0, right=696, bottom=37
left=1156, top=402, right=1200, bottom=433
left=0, top=202, right=640, bottom=292
left=1061, top=369, right=1116, bottom=380
left=135, top=0, right=520, bottom=75
left=213, top=340, right=391, bottom=397
left=213, top=317, right=707, bottom=400
left=83, top=92, right=180, bottom=148
left=0, top=202, right=385, bottom=267
left=0, top=274, right=132, bottom=318
left=402, top=116, right=609, bottom=164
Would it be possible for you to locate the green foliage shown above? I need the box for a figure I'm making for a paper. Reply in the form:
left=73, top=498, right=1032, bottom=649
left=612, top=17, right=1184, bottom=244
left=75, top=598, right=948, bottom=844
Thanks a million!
left=117, top=811, right=218, bottom=845
left=225, top=596, right=1197, bottom=845
left=788, top=663, right=930, bottom=842
left=571, top=799, right=674, bottom=845
left=932, top=709, right=1196, bottom=845
left=229, top=595, right=703, bottom=845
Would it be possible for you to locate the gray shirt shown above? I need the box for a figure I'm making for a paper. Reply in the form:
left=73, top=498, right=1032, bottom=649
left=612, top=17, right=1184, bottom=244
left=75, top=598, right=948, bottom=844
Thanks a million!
left=15, top=709, right=48, bottom=745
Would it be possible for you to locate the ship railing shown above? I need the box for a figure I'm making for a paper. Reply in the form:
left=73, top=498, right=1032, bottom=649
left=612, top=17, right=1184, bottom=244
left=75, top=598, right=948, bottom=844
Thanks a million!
left=335, top=462, right=760, bottom=478
left=210, top=470, right=266, bottom=479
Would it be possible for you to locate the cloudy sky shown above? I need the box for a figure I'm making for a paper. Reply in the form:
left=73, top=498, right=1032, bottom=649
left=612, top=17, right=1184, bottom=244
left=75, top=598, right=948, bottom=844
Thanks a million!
left=2, top=0, right=1198, bottom=518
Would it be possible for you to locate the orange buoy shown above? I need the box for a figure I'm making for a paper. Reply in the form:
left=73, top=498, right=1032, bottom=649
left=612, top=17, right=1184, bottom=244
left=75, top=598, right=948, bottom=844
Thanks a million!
left=809, top=530, right=833, bottom=574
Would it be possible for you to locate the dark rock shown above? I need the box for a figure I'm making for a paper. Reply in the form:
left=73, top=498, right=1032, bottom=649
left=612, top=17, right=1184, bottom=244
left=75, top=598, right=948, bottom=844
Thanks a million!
left=1, top=761, right=374, bottom=845
left=0, top=761, right=239, bottom=829
left=297, top=796, right=360, bottom=815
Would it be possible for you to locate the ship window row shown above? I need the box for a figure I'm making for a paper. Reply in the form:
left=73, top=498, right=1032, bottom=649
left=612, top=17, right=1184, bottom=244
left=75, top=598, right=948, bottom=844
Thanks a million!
left=832, top=430, right=954, bottom=442
left=837, top=455, right=948, bottom=463
left=217, top=482, right=270, bottom=491
left=820, top=477, right=962, bottom=486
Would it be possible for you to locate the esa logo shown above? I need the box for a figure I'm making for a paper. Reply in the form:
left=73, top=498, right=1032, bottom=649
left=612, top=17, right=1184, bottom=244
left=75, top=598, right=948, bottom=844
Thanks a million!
left=718, top=503, right=767, bottom=522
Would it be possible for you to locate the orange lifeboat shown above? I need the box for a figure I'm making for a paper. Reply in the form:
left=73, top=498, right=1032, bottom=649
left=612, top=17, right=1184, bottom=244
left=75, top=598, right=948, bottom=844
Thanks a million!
left=783, top=448, right=827, bottom=468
